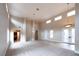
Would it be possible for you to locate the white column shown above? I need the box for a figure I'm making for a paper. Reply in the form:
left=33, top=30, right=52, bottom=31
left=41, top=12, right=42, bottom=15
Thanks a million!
left=21, top=18, right=26, bottom=43
left=32, top=20, right=35, bottom=41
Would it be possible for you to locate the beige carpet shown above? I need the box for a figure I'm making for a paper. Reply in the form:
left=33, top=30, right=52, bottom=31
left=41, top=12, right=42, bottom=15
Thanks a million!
left=5, top=40, right=78, bottom=56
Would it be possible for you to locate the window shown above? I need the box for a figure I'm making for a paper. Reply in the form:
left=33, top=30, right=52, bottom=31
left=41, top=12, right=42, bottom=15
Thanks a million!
left=54, top=15, right=62, bottom=21
left=46, top=20, right=51, bottom=24
left=50, top=30, right=53, bottom=38
left=67, top=10, right=75, bottom=17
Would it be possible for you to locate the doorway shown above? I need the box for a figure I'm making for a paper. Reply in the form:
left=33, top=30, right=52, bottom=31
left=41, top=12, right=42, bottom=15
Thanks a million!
left=14, top=30, right=20, bottom=42
left=35, top=30, right=38, bottom=40
left=63, top=28, right=75, bottom=43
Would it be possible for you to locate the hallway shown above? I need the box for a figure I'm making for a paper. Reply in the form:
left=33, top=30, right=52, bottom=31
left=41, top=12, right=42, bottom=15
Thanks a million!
left=6, top=40, right=78, bottom=56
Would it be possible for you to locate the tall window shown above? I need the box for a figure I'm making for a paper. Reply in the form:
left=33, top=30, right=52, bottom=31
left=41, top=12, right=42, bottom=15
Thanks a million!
left=50, top=30, right=54, bottom=39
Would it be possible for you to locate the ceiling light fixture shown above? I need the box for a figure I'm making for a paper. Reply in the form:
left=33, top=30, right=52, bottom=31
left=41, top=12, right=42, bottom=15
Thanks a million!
left=65, top=24, right=72, bottom=28
left=46, top=20, right=51, bottom=24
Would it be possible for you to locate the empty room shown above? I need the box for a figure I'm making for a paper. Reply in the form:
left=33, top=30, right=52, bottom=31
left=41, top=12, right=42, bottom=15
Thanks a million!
left=0, top=3, right=79, bottom=56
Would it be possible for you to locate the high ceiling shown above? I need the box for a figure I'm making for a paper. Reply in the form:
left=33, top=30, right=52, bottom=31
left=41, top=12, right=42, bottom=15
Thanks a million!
left=7, top=3, right=75, bottom=21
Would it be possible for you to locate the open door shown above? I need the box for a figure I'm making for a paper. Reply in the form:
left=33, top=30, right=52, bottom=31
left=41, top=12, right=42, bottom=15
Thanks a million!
left=14, top=30, right=20, bottom=42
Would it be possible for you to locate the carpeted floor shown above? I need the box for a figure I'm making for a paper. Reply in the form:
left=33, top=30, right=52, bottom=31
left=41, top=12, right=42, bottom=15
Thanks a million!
left=5, top=40, right=79, bottom=56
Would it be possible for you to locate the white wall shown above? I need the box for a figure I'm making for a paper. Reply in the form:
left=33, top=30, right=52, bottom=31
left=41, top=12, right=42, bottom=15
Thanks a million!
left=40, top=30, right=50, bottom=40
left=52, top=29, right=62, bottom=42
left=75, top=4, right=79, bottom=53
left=40, top=27, right=75, bottom=43
left=0, top=4, right=9, bottom=55
left=10, top=17, right=26, bottom=45
left=39, top=8, right=75, bottom=43
left=9, top=17, right=39, bottom=47
left=39, top=29, right=62, bottom=42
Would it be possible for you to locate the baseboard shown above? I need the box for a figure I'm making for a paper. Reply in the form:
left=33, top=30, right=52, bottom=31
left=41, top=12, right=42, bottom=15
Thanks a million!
left=40, top=39, right=75, bottom=45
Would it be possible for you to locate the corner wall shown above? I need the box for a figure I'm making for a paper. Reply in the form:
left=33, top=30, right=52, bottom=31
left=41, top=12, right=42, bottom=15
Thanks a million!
left=75, top=4, right=79, bottom=53
left=0, top=4, right=9, bottom=55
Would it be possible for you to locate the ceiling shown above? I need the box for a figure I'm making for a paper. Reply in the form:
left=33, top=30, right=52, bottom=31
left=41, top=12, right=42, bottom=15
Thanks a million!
left=7, top=3, right=75, bottom=21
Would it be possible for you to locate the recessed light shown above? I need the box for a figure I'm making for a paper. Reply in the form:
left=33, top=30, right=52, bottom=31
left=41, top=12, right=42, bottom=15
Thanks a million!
left=36, top=8, right=39, bottom=11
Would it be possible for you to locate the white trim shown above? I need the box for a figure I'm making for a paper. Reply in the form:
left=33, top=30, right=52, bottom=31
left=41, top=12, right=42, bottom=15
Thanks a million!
left=40, top=39, right=76, bottom=45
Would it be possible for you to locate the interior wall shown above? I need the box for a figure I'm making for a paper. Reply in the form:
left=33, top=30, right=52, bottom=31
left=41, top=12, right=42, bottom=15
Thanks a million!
left=0, top=4, right=9, bottom=55
left=10, top=17, right=39, bottom=45
left=75, top=4, right=79, bottom=53
left=9, top=17, right=25, bottom=44
left=52, top=29, right=62, bottom=42
left=25, top=20, right=39, bottom=41
left=39, top=9, right=75, bottom=43
left=39, top=28, right=63, bottom=42
left=26, top=20, right=33, bottom=41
